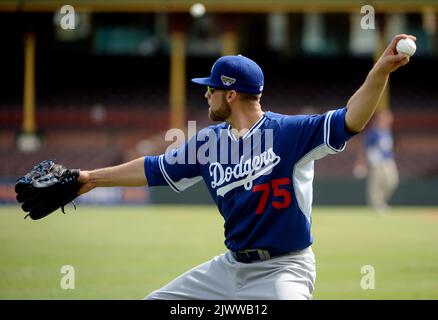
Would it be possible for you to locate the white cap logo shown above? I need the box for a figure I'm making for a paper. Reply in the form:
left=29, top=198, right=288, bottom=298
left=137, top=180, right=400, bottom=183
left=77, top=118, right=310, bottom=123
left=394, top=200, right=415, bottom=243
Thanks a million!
left=221, top=75, right=236, bottom=86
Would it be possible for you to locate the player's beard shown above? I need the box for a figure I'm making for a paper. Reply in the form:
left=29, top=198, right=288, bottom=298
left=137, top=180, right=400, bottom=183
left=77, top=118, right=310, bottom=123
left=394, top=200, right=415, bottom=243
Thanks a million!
left=209, top=94, right=231, bottom=122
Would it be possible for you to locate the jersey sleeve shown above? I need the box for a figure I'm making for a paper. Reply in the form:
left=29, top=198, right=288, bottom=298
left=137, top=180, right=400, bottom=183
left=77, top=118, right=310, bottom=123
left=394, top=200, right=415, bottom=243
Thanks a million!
left=323, top=107, right=356, bottom=153
left=288, top=107, right=356, bottom=160
left=143, top=137, right=203, bottom=193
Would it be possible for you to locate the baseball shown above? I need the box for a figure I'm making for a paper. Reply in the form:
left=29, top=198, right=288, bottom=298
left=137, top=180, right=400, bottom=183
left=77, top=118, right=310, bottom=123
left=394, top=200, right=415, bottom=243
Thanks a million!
left=396, top=38, right=416, bottom=57
left=190, top=3, right=206, bottom=18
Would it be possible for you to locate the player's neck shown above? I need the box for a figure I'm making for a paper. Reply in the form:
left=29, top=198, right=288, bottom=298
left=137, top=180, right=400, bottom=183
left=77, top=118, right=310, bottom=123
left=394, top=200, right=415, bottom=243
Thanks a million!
left=227, top=103, right=264, bottom=136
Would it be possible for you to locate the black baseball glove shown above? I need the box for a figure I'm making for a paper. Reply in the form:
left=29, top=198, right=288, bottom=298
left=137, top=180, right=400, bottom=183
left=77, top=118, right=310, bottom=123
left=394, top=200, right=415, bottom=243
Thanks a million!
left=15, top=160, right=81, bottom=220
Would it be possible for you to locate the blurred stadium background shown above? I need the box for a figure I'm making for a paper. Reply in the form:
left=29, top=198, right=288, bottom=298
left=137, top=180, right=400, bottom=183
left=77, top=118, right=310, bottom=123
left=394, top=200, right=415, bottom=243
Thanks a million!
left=0, top=0, right=437, bottom=299
left=1, top=0, right=438, bottom=206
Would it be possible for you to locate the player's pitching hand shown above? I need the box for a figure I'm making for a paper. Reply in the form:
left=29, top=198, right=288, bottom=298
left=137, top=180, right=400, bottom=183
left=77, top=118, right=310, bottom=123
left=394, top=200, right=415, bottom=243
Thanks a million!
left=374, top=34, right=416, bottom=74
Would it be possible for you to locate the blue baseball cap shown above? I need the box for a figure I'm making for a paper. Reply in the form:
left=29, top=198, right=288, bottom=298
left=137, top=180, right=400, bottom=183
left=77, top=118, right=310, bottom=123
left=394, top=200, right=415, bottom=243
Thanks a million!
left=191, top=55, right=264, bottom=95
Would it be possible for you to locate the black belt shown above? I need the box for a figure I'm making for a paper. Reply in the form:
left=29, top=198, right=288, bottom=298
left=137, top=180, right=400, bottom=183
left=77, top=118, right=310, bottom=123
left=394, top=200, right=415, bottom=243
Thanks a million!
left=231, top=249, right=290, bottom=263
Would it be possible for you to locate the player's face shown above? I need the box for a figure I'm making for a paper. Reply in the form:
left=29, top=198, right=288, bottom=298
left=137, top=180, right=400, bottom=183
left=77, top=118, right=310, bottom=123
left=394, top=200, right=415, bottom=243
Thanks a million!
left=205, top=86, right=232, bottom=122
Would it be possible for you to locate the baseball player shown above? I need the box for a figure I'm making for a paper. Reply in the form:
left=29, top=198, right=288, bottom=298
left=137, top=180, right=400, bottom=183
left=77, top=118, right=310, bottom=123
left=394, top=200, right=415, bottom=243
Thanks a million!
left=354, top=109, right=399, bottom=212
left=76, top=34, right=415, bottom=299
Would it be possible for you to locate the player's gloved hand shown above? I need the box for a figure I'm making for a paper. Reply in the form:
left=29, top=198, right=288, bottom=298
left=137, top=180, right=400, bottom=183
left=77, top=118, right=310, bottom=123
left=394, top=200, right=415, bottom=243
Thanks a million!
left=15, top=160, right=81, bottom=220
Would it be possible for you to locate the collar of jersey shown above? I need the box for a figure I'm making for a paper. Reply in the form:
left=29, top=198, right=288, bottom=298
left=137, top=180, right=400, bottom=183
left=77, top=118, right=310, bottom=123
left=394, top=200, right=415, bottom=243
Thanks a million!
left=227, top=113, right=266, bottom=141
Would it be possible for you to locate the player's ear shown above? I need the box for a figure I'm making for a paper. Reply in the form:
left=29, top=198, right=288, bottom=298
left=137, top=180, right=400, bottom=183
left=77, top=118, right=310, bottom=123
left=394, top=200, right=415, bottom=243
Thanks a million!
left=226, top=90, right=237, bottom=103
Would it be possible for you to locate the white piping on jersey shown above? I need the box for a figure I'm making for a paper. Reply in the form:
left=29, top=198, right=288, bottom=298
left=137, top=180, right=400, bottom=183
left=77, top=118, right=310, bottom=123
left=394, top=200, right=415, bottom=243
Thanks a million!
left=293, top=110, right=347, bottom=222
left=243, top=115, right=266, bottom=140
left=158, top=154, right=202, bottom=193
left=227, top=114, right=266, bottom=141
left=292, top=145, right=328, bottom=222
left=324, top=110, right=346, bottom=153
left=227, top=127, right=236, bottom=141
left=159, top=155, right=180, bottom=192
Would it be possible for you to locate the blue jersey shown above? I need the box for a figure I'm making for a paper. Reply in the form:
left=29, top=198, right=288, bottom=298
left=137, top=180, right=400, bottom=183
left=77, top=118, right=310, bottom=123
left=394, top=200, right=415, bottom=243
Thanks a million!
left=364, top=127, right=394, bottom=166
left=144, top=107, right=354, bottom=253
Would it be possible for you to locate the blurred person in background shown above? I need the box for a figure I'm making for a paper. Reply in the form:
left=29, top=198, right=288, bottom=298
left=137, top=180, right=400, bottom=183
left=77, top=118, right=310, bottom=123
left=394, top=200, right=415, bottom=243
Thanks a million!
left=354, top=109, right=399, bottom=212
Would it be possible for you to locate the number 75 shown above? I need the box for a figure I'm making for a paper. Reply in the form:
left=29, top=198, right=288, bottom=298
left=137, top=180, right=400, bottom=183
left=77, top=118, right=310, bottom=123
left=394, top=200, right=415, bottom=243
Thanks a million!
left=252, top=177, right=292, bottom=215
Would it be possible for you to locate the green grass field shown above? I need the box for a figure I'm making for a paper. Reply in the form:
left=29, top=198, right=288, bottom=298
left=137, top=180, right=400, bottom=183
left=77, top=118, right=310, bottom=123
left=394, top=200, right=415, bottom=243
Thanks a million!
left=0, top=205, right=437, bottom=300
